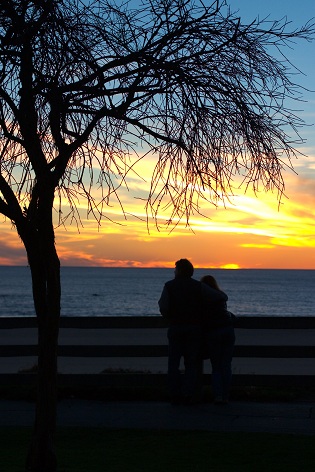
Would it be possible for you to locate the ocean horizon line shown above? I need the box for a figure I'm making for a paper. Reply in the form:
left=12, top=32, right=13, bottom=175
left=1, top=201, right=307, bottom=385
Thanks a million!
left=0, top=265, right=314, bottom=271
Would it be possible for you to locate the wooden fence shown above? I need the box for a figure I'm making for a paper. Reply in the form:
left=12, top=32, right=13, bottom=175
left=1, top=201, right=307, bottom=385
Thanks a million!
left=1, top=316, right=315, bottom=389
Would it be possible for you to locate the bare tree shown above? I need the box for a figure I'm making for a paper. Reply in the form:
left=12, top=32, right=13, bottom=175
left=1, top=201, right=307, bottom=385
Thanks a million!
left=0, top=0, right=313, bottom=469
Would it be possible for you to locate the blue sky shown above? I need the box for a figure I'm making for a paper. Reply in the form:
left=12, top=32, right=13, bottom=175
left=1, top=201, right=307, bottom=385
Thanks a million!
left=229, top=1, right=315, bottom=189
left=233, top=0, right=315, bottom=102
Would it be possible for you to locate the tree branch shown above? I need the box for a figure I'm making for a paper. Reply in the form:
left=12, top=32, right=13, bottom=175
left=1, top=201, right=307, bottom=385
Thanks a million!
left=0, top=172, right=23, bottom=222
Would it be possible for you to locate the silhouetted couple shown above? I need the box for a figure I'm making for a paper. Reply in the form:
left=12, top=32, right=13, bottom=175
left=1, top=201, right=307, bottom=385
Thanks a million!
left=158, top=258, right=235, bottom=405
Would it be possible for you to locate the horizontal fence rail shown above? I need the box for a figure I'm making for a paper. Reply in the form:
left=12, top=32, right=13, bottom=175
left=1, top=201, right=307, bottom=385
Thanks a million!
left=2, top=315, right=315, bottom=329
left=2, top=345, right=315, bottom=359
left=1, top=316, right=315, bottom=389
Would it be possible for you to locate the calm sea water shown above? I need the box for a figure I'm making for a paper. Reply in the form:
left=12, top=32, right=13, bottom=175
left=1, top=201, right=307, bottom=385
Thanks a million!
left=0, top=266, right=314, bottom=317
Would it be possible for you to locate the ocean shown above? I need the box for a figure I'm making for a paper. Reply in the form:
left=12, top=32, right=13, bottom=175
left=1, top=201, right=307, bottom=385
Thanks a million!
left=0, top=266, right=314, bottom=317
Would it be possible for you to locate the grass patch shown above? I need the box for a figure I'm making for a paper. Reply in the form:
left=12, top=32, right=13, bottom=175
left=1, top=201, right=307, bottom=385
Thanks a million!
left=1, top=427, right=315, bottom=472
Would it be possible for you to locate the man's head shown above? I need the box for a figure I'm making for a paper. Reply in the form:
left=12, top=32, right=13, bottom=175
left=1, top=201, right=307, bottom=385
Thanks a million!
left=174, top=259, right=194, bottom=278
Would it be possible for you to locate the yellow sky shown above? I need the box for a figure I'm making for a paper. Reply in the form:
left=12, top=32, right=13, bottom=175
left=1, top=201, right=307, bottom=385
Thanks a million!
left=1, top=146, right=314, bottom=269
left=56, top=155, right=315, bottom=269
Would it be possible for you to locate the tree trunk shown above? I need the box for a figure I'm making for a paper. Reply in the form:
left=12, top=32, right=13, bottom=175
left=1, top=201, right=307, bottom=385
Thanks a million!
left=25, top=319, right=59, bottom=471
left=22, top=228, right=61, bottom=472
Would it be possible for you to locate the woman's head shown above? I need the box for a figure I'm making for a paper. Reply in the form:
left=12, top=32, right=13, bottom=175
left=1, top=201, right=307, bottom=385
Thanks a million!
left=200, top=275, right=220, bottom=290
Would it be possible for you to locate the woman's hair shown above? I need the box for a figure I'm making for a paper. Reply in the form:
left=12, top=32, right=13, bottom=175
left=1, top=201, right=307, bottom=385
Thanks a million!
left=200, top=275, right=220, bottom=290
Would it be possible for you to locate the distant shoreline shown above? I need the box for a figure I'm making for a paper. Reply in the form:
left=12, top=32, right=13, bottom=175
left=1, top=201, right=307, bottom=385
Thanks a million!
left=0, top=265, right=314, bottom=271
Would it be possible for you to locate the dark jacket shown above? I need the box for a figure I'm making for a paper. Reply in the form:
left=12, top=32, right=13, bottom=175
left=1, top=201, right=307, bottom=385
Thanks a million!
left=159, top=276, right=228, bottom=326
left=158, top=276, right=203, bottom=325
left=202, top=294, right=234, bottom=329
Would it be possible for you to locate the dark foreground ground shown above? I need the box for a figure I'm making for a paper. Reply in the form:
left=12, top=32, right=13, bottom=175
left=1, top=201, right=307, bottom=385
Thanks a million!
left=1, top=397, right=315, bottom=435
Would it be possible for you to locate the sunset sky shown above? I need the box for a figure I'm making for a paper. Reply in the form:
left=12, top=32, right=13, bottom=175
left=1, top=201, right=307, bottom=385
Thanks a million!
left=1, top=0, right=314, bottom=269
